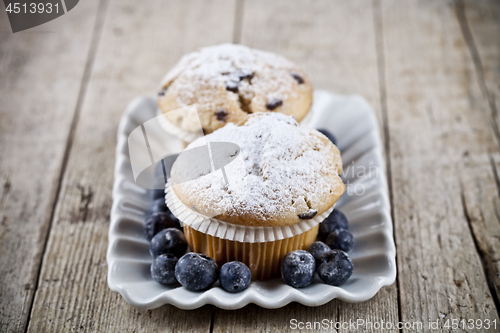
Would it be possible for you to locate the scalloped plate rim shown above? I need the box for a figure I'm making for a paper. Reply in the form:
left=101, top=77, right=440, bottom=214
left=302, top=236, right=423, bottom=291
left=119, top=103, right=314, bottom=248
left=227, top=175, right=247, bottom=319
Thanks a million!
left=107, top=90, right=396, bottom=310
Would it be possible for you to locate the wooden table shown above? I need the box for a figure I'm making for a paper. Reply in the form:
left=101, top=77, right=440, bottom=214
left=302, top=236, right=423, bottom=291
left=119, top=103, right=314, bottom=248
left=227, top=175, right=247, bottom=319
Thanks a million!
left=1, top=0, right=499, bottom=331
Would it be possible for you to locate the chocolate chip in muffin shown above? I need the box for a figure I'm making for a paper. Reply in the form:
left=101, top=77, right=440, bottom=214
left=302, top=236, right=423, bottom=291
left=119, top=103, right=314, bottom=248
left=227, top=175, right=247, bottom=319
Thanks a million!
left=290, top=72, right=304, bottom=84
left=298, top=209, right=317, bottom=219
left=215, top=110, right=228, bottom=122
left=158, top=87, right=168, bottom=96
left=225, top=80, right=239, bottom=92
left=266, top=98, right=283, bottom=110
left=238, top=69, right=254, bottom=80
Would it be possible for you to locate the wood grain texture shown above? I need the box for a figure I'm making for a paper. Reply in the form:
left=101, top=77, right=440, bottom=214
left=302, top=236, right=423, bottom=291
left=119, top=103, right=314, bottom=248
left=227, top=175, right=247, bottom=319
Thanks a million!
left=458, top=0, right=500, bottom=300
left=0, top=2, right=100, bottom=332
left=212, top=1, right=400, bottom=331
left=213, top=287, right=397, bottom=333
left=25, top=0, right=237, bottom=332
left=5, top=0, right=498, bottom=331
left=379, top=0, right=500, bottom=330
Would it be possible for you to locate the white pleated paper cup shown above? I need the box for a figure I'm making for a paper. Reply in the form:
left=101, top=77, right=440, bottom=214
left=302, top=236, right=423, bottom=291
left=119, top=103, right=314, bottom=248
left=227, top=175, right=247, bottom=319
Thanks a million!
left=165, top=180, right=335, bottom=280
left=165, top=181, right=334, bottom=243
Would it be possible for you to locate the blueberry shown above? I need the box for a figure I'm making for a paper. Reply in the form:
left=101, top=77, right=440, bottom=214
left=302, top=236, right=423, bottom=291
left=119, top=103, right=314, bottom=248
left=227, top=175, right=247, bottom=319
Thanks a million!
left=307, top=241, right=331, bottom=264
left=175, top=253, right=219, bottom=291
left=215, top=109, right=228, bottom=122
left=281, top=250, right=316, bottom=288
left=165, top=210, right=181, bottom=229
left=237, top=69, right=254, bottom=80
left=148, top=198, right=168, bottom=215
left=298, top=209, right=317, bottom=219
left=151, top=253, right=178, bottom=285
left=148, top=198, right=181, bottom=227
left=144, top=212, right=180, bottom=241
left=318, top=209, right=349, bottom=242
left=325, top=229, right=355, bottom=253
left=150, top=189, right=165, bottom=200
left=158, top=87, right=168, bottom=96
left=317, top=250, right=353, bottom=286
left=225, top=80, right=239, bottom=92
left=219, top=261, right=251, bottom=293
left=317, top=128, right=338, bottom=146
left=266, top=98, right=283, bottom=110
left=290, top=72, right=304, bottom=84
left=150, top=228, right=187, bottom=258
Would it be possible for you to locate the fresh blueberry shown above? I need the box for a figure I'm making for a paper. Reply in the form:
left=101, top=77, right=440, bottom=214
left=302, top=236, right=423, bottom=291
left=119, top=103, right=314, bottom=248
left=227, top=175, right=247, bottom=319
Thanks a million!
left=144, top=212, right=180, bottom=241
left=317, top=249, right=353, bottom=286
left=175, top=253, right=219, bottom=291
left=307, top=241, right=331, bottom=264
left=150, top=189, right=165, bottom=201
left=219, top=261, right=251, bottom=293
left=325, top=229, right=355, bottom=253
left=150, top=228, right=187, bottom=258
left=318, top=209, right=349, bottom=242
left=151, top=253, right=178, bottom=285
left=317, top=128, right=338, bottom=146
left=165, top=210, right=181, bottom=229
left=281, top=250, right=316, bottom=288
left=150, top=206, right=181, bottom=230
left=149, top=201, right=182, bottom=229
left=148, top=198, right=168, bottom=215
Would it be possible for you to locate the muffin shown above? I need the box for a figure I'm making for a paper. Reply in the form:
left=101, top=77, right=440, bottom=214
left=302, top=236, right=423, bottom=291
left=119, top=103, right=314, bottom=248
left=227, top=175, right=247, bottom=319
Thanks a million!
left=166, top=113, right=344, bottom=279
left=158, top=44, right=313, bottom=142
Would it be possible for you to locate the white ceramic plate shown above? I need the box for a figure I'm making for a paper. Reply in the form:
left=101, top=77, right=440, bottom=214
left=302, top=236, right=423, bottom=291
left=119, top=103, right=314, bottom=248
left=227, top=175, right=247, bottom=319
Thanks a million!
left=107, top=90, right=396, bottom=310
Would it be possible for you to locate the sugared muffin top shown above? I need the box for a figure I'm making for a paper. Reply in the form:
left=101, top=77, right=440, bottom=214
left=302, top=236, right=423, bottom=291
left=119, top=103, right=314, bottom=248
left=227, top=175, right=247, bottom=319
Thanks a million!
left=170, top=113, right=344, bottom=227
left=158, top=44, right=313, bottom=137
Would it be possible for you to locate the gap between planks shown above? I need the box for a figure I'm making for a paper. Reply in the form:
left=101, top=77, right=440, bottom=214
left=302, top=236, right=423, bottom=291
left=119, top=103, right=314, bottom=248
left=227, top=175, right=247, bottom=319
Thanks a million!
left=371, top=1, right=403, bottom=332
left=455, top=0, right=500, bottom=149
left=211, top=2, right=399, bottom=332
left=460, top=186, right=500, bottom=315
left=23, top=0, right=111, bottom=331
left=208, top=2, right=246, bottom=331
left=454, top=0, right=500, bottom=317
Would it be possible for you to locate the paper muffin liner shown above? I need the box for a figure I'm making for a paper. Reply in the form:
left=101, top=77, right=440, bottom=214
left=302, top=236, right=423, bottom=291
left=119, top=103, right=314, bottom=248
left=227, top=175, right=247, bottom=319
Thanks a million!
left=165, top=180, right=335, bottom=243
left=184, top=224, right=319, bottom=280
left=165, top=180, right=335, bottom=279
left=156, top=108, right=203, bottom=144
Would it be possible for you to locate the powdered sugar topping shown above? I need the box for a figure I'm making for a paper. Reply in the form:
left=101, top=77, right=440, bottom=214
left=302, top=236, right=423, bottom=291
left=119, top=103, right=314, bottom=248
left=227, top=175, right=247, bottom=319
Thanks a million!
left=160, top=44, right=301, bottom=108
left=170, top=113, right=344, bottom=227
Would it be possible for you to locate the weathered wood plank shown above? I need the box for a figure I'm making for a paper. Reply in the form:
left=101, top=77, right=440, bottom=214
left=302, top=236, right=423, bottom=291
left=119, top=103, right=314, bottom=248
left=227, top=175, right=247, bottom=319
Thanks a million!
left=213, top=287, right=398, bottom=333
left=379, top=0, right=500, bottom=330
left=25, top=0, right=237, bottom=331
left=458, top=0, right=500, bottom=301
left=0, top=2, right=101, bottom=332
left=212, top=1, right=400, bottom=332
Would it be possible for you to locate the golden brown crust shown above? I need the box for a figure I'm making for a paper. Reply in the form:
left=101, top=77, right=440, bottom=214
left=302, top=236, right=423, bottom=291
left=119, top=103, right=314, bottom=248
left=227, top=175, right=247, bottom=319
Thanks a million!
left=171, top=113, right=344, bottom=227
left=158, top=44, right=313, bottom=136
